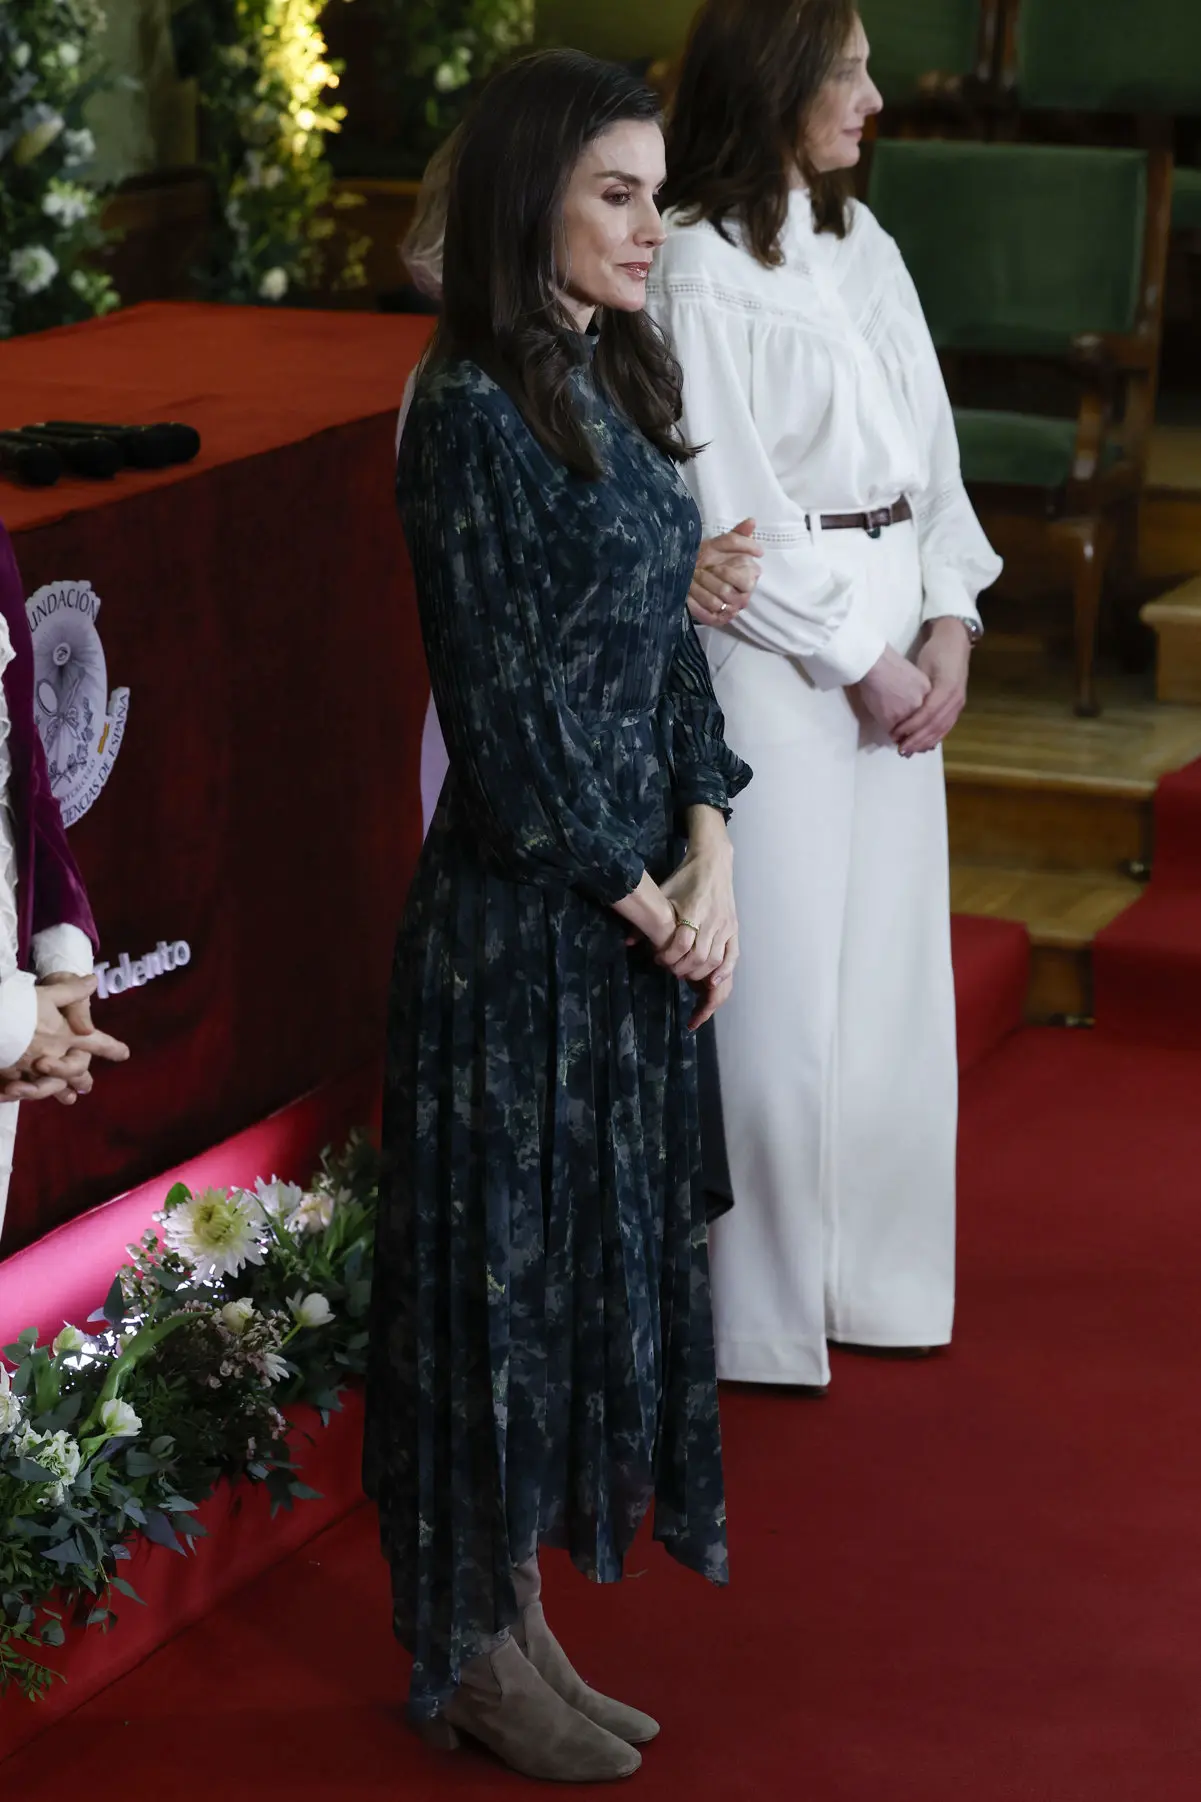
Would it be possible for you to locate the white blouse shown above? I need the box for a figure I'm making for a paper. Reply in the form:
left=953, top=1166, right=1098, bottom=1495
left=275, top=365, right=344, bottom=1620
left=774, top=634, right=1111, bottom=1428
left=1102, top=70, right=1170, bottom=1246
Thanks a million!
left=646, top=192, right=1002, bottom=688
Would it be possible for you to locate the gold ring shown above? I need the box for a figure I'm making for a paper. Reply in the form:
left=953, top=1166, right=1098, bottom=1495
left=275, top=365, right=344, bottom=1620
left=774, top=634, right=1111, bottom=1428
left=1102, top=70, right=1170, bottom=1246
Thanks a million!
left=677, top=915, right=700, bottom=938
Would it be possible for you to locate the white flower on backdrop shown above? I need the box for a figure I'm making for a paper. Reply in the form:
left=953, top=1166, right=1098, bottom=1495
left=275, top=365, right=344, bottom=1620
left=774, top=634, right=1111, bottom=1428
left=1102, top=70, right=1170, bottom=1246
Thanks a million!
left=289, top=1292, right=335, bottom=1330
left=99, top=1399, right=142, bottom=1439
left=159, top=1188, right=267, bottom=1282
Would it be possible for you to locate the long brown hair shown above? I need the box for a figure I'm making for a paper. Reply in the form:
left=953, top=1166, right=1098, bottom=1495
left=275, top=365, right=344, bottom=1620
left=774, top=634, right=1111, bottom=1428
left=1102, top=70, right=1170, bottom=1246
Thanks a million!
left=662, top=0, right=857, bottom=265
left=431, top=50, right=693, bottom=480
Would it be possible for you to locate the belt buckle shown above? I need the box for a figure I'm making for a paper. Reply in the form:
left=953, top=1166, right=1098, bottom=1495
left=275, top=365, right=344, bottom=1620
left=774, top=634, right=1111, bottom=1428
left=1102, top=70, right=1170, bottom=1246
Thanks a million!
left=866, top=508, right=883, bottom=539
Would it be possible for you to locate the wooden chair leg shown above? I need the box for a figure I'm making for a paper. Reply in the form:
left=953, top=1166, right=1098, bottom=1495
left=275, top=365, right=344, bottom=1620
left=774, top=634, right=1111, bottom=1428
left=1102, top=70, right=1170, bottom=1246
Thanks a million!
left=1052, top=517, right=1115, bottom=717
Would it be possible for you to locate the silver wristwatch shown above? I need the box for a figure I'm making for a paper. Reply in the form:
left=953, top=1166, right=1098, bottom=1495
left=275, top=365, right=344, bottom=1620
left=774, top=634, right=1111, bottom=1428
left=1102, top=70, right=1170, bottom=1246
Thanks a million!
left=953, top=616, right=983, bottom=646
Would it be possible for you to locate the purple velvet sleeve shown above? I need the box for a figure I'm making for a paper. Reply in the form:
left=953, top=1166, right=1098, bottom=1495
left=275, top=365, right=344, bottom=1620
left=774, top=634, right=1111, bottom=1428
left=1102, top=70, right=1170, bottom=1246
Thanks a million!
left=0, top=521, right=98, bottom=959
left=26, top=694, right=98, bottom=950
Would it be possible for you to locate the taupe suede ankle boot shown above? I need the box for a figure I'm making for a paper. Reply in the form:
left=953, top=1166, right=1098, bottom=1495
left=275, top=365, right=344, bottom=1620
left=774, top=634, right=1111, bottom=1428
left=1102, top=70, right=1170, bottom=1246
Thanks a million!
left=512, top=1601, right=660, bottom=1747
left=416, top=1635, right=641, bottom=1782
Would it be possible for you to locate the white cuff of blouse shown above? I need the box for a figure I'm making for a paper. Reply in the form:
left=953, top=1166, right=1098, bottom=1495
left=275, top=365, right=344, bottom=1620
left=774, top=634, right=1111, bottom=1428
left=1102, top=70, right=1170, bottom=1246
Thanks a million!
left=0, top=972, right=37, bottom=1071
left=32, top=924, right=95, bottom=981
left=920, top=569, right=984, bottom=635
left=801, top=602, right=888, bottom=690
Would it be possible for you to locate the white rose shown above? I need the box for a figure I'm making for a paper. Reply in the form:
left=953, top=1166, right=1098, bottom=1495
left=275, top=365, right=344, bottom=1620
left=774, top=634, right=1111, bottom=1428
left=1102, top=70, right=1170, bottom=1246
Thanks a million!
left=17, top=1427, right=82, bottom=1490
left=42, top=185, right=91, bottom=228
left=289, top=1292, right=335, bottom=1330
left=291, top=1192, right=334, bottom=1235
left=219, top=1298, right=256, bottom=1335
left=258, top=267, right=288, bottom=302
left=100, top=1399, right=141, bottom=1438
left=52, top=1325, right=86, bottom=1357
left=8, top=245, right=59, bottom=296
left=62, top=127, right=96, bottom=168
left=0, top=1366, right=22, bottom=1436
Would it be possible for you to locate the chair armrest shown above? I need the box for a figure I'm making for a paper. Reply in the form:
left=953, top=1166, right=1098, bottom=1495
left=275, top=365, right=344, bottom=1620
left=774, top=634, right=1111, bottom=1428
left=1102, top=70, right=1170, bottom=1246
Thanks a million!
left=1070, top=387, right=1113, bottom=484
left=1068, top=330, right=1157, bottom=374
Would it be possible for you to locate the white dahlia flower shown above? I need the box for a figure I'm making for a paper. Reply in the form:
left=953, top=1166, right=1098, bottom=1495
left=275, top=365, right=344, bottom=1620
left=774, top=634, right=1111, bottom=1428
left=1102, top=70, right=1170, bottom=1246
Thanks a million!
left=161, top=1187, right=266, bottom=1281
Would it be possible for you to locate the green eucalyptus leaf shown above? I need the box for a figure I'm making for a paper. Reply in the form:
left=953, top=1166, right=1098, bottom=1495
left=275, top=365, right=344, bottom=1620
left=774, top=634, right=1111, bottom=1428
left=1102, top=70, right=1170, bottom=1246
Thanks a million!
left=101, top=1275, right=126, bottom=1328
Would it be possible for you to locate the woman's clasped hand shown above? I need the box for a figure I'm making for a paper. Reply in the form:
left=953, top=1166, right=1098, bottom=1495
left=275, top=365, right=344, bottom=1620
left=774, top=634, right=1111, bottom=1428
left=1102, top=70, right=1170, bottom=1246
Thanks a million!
left=687, top=517, right=764, bottom=626
left=656, top=811, right=740, bottom=1031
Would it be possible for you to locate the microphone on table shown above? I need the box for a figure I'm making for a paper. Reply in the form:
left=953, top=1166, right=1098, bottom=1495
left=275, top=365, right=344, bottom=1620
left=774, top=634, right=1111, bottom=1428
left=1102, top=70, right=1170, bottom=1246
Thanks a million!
left=41, top=420, right=201, bottom=467
left=0, top=433, right=62, bottom=487
left=17, top=425, right=123, bottom=479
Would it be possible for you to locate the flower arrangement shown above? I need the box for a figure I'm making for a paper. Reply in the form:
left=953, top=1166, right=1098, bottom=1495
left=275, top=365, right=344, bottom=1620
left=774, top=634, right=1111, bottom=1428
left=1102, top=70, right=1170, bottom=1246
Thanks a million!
left=369, top=0, right=535, bottom=175
left=171, top=0, right=369, bottom=305
left=0, top=1132, right=379, bottom=1701
left=0, top=0, right=119, bottom=338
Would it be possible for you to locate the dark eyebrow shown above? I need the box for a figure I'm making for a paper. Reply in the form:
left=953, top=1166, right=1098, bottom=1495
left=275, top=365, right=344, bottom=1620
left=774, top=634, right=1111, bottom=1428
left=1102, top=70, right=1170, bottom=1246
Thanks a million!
left=595, top=169, right=645, bottom=185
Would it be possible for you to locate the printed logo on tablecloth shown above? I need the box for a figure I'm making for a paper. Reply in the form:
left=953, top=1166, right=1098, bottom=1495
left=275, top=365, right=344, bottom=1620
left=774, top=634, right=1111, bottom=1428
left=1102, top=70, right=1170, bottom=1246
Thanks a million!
left=25, top=581, right=130, bottom=828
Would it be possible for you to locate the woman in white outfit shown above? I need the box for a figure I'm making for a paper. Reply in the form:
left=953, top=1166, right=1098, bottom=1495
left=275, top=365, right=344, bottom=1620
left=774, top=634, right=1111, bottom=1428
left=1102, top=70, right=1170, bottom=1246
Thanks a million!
left=646, top=0, right=1001, bottom=1387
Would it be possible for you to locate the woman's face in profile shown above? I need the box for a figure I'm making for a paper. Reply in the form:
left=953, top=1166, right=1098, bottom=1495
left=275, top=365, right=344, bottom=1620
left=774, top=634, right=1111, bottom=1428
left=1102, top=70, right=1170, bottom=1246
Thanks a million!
left=557, top=120, right=667, bottom=326
left=804, top=16, right=883, bottom=173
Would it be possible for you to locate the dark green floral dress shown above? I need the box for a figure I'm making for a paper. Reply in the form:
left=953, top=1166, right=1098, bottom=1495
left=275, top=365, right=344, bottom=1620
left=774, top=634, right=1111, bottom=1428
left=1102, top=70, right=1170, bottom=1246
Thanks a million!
left=364, top=346, right=752, bottom=1719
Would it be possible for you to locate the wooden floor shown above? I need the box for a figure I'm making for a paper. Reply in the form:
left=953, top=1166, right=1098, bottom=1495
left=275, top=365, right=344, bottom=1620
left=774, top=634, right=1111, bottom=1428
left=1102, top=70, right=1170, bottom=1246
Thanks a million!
left=1142, top=418, right=1201, bottom=581
left=946, top=669, right=1201, bottom=796
left=946, top=655, right=1201, bottom=1019
left=1147, top=424, right=1201, bottom=496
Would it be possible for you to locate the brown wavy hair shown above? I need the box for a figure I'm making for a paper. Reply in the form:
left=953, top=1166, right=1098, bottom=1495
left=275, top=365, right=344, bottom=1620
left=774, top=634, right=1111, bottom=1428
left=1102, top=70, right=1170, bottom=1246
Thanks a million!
left=662, top=0, right=858, bottom=265
left=431, top=50, right=693, bottom=480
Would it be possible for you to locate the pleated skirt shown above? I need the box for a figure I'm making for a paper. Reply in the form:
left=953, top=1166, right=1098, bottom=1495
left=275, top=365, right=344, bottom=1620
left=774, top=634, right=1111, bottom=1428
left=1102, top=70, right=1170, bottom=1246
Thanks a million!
left=363, top=788, right=728, bottom=1717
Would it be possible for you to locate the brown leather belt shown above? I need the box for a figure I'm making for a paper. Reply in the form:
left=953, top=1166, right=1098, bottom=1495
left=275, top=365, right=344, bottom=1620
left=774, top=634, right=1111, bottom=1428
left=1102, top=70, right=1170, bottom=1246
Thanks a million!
left=809, top=496, right=912, bottom=537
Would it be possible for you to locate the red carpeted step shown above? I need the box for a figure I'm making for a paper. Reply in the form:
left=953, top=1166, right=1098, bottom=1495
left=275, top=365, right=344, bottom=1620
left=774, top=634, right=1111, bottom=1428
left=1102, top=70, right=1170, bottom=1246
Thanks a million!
left=1094, top=755, right=1201, bottom=1046
left=951, top=913, right=1029, bottom=1074
left=1151, top=758, right=1201, bottom=889
left=7, top=1030, right=1201, bottom=1801
left=1094, top=890, right=1201, bottom=1049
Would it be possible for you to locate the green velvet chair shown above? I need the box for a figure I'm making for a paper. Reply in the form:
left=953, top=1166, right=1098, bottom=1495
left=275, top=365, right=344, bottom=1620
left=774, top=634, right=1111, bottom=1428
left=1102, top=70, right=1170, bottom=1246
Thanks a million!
left=1002, top=0, right=1201, bottom=115
left=869, top=139, right=1173, bottom=715
left=860, top=0, right=1000, bottom=109
left=1174, top=168, right=1201, bottom=236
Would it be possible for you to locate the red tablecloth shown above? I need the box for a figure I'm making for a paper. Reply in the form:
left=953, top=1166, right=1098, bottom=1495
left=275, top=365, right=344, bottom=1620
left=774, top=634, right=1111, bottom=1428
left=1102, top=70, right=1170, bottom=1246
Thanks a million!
left=0, top=303, right=434, bottom=1252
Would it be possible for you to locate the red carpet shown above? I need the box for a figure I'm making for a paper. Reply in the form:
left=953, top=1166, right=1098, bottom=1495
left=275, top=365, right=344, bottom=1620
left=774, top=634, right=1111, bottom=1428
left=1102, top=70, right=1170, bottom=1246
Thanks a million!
left=950, top=914, right=1029, bottom=1073
left=4, top=1026, right=1198, bottom=1802
left=1095, top=757, right=1201, bottom=1048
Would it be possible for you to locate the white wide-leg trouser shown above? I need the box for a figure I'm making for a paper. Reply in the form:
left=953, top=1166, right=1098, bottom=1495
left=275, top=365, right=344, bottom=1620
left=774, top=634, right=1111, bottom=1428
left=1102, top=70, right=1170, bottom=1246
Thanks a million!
left=706, top=518, right=958, bottom=1387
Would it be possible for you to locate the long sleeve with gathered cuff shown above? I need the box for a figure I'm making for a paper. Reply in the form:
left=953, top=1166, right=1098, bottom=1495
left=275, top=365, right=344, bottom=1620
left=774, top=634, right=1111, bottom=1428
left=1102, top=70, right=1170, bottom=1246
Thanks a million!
left=664, top=608, right=751, bottom=817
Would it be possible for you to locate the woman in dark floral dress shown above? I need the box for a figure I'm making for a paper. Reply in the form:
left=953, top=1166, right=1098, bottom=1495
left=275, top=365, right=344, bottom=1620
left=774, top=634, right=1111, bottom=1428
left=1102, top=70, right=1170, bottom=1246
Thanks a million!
left=364, top=50, right=751, bottom=1784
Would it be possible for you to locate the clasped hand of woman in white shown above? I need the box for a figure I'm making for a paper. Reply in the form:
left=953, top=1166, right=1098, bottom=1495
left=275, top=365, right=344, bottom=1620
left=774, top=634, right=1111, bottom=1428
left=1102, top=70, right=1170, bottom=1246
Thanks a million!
left=858, top=618, right=972, bottom=755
